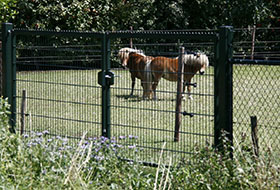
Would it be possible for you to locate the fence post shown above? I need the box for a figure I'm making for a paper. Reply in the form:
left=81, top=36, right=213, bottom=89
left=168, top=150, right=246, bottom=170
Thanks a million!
left=214, top=26, right=234, bottom=151
left=100, top=32, right=111, bottom=138
left=2, top=23, right=16, bottom=133
left=174, top=47, right=184, bottom=142
left=250, top=116, right=259, bottom=157
left=20, top=89, right=27, bottom=135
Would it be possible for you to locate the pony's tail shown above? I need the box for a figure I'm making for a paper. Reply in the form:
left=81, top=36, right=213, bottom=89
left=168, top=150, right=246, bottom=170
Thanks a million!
left=143, top=59, right=153, bottom=99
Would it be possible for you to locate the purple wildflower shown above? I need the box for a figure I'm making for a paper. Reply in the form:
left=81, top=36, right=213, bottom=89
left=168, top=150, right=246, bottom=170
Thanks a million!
left=36, top=132, right=43, bottom=137
left=128, top=145, right=136, bottom=149
left=42, top=130, right=49, bottom=135
left=119, top=136, right=126, bottom=140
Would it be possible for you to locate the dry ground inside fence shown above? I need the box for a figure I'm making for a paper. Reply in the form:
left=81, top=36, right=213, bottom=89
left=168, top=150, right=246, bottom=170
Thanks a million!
left=16, top=65, right=280, bottom=162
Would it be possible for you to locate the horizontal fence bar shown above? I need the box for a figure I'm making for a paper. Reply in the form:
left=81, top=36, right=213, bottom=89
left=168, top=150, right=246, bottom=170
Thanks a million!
left=229, top=59, right=280, bottom=65
left=13, top=28, right=104, bottom=38
left=130, top=145, right=195, bottom=155
left=22, top=130, right=90, bottom=141
left=15, top=112, right=101, bottom=125
left=111, top=123, right=214, bottom=137
left=16, top=95, right=102, bottom=107
left=13, top=28, right=218, bottom=41
left=110, top=104, right=214, bottom=117
left=112, top=86, right=214, bottom=97
left=16, top=79, right=101, bottom=89
left=16, top=62, right=99, bottom=70
left=108, top=30, right=218, bottom=40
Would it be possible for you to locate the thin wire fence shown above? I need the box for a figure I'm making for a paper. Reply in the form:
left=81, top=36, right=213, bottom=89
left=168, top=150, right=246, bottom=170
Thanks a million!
left=232, top=27, right=280, bottom=156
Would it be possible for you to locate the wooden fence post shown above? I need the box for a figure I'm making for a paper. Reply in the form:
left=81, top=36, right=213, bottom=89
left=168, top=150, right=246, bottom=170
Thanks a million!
left=130, top=26, right=133, bottom=48
left=174, top=47, right=185, bottom=142
left=251, top=25, right=256, bottom=60
left=20, top=89, right=27, bottom=135
left=250, top=116, right=259, bottom=157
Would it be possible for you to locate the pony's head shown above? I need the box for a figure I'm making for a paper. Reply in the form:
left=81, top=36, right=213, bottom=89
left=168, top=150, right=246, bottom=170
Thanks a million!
left=182, top=53, right=209, bottom=75
left=118, top=47, right=144, bottom=68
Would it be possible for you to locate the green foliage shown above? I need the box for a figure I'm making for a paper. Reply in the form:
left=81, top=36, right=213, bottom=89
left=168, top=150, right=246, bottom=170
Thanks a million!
left=15, top=0, right=154, bottom=31
left=181, top=0, right=278, bottom=29
left=0, top=97, right=10, bottom=128
left=0, top=0, right=17, bottom=23
left=169, top=140, right=280, bottom=190
left=2, top=0, right=278, bottom=31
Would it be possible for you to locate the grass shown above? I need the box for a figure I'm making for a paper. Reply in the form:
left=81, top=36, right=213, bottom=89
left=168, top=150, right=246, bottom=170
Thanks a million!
left=1, top=107, right=279, bottom=189
left=232, top=65, right=280, bottom=159
left=15, top=64, right=280, bottom=163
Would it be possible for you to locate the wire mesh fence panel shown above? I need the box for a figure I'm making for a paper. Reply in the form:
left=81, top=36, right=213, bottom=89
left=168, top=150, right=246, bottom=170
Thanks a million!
left=110, top=35, right=215, bottom=163
left=15, top=30, right=103, bottom=139
left=232, top=27, right=280, bottom=158
left=233, top=65, right=280, bottom=153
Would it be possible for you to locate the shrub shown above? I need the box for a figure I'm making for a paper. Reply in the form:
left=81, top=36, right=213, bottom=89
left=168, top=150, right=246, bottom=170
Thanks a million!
left=0, top=0, right=17, bottom=23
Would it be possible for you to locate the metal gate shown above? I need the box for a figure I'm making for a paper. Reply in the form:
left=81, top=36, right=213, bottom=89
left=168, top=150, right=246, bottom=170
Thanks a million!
left=2, top=23, right=234, bottom=163
left=108, top=31, right=217, bottom=162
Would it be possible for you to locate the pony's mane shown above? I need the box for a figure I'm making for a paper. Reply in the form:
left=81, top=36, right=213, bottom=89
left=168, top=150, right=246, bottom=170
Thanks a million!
left=182, top=53, right=209, bottom=67
left=118, top=47, right=145, bottom=60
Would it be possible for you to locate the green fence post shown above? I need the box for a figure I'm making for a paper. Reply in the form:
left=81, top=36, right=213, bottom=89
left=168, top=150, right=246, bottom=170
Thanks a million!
left=214, top=26, right=234, bottom=151
left=100, top=32, right=111, bottom=138
left=1, top=23, right=16, bottom=133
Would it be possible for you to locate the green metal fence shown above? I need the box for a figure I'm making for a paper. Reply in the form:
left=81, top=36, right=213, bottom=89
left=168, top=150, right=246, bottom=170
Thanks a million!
left=108, top=29, right=220, bottom=162
left=4, top=22, right=270, bottom=163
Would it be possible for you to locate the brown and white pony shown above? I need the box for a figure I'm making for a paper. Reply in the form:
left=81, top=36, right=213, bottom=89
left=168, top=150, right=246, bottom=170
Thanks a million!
left=118, top=47, right=154, bottom=99
left=144, top=53, right=209, bottom=100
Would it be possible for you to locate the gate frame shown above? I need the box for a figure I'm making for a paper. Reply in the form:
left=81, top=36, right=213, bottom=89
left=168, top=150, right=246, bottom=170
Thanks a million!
left=1, top=22, right=235, bottom=153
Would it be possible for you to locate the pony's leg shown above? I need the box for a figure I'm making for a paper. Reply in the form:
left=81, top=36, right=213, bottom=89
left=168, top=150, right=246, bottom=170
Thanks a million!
left=187, top=83, right=193, bottom=100
left=183, top=79, right=193, bottom=100
left=151, top=81, right=159, bottom=100
left=182, top=83, right=186, bottom=100
left=141, top=80, right=148, bottom=99
left=130, top=77, right=136, bottom=96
